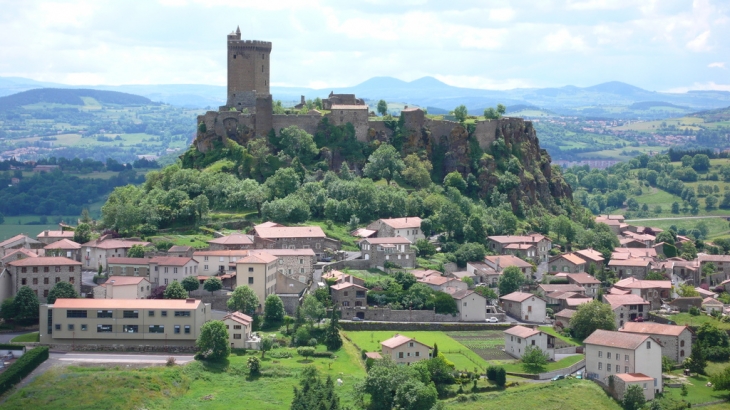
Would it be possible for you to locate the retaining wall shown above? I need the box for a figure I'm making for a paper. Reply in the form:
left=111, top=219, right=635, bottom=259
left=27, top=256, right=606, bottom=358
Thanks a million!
left=340, top=321, right=511, bottom=332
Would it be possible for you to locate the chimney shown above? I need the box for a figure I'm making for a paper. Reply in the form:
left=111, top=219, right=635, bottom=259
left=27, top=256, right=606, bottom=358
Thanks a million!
left=186, top=298, right=195, bottom=303
left=349, top=275, right=353, bottom=284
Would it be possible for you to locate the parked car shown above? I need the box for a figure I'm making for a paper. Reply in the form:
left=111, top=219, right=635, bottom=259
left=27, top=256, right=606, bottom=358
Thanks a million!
left=485, top=317, right=499, bottom=323
left=575, top=371, right=583, bottom=379
left=351, top=317, right=363, bottom=321
left=633, top=316, right=644, bottom=322
left=551, top=375, right=565, bottom=381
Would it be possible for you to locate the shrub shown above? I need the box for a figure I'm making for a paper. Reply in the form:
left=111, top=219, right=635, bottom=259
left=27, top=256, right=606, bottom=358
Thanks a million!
left=308, top=338, right=318, bottom=347
left=312, top=351, right=334, bottom=358
left=294, top=326, right=310, bottom=346
left=231, top=348, right=247, bottom=356
left=166, top=356, right=176, bottom=367
left=297, top=347, right=315, bottom=359
left=486, top=366, right=497, bottom=381
left=704, top=346, right=730, bottom=361
left=689, top=306, right=701, bottom=316
left=0, top=344, right=25, bottom=351
left=268, top=350, right=293, bottom=359
left=247, top=356, right=261, bottom=376
left=495, top=367, right=506, bottom=387
left=0, top=346, right=49, bottom=395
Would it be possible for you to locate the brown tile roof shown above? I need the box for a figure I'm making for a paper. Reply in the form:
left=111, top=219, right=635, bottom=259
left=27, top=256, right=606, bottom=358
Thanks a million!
left=555, top=309, right=577, bottom=318
left=583, top=329, right=651, bottom=350
left=565, top=298, right=592, bottom=307
left=254, top=226, right=326, bottom=239
left=193, top=250, right=251, bottom=257
left=500, top=291, right=541, bottom=303
left=566, top=273, right=601, bottom=285
left=574, top=249, right=605, bottom=263
left=254, top=221, right=284, bottom=229
left=467, top=262, right=498, bottom=275
left=256, top=249, right=316, bottom=257
left=8, top=256, right=81, bottom=266
left=168, top=245, right=193, bottom=252
left=44, top=239, right=81, bottom=250
left=488, top=234, right=546, bottom=244
left=37, top=230, right=74, bottom=239
left=449, top=289, right=478, bottom=300
left=554, top=253, right=586, bottom=265
left=0, top=234, right=40, bottom=248
left=614, top=373, right=654, bottom=382
left=351, top=228, right=377, bottom=238
left=538, top=284, right=586, bottom=293
left=410, top=269, right=442, bottom=280
left=365, top=352, right=383, bottom=359
left=224, top=311, right=253, bottom=325
left=107, top=257, right=149, bottom=265
left=608, top=287, right=631, bottom=295
left=331, top=104, right=368, bottom=110
left=695, top=287, right=716, bottom=298
left=361, top=236, right=412, bottom=245
left=83, top=238, right=150, bottom=250
left=51, top=298, right=202, bottom=309
left=614, top=277, right=671, bottom=290
left=504, top=325, right=541, bottom=338
left=150, top=256, right=197, bottom=267
left=613, top=248, right=657, bottom=258
left=101, top=276, right=150, bottom=286
left=619, top=322, right=689, bottom=337
left=419, top=275, right=456, bottom=286
left=603, top=294, right=650, bottom=309
left=703, top=297, right=723, bottom=305
left=2, top=248, right=38, bottom=260
left=381, top=334, right=431, bottom=349
left=504, top=243, right=535, bottom=250
left=330, top=282, right=367, bottom=291
left=208, top=234, right=254, bottom=245
left=607, top=258, right=652, bottom=267
left=379, top=217, right=422, bottom=229
left=485, top=255, right=532, bottom=268
left=237, top=253, right=278, bottom=264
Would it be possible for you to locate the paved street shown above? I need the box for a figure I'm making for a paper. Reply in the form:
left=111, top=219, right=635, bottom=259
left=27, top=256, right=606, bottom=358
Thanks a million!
left=0, top=332, right=28, bottom=344
left=53, top=352, right=195, bottom=364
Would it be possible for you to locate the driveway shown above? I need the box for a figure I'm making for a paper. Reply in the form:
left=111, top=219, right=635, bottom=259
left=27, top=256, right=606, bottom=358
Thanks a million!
left=0, top=332, right=30, bottom=344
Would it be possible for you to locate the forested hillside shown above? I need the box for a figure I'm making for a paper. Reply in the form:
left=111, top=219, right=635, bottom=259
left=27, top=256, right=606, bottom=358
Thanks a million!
left=0, top=88, right=152, bottom=110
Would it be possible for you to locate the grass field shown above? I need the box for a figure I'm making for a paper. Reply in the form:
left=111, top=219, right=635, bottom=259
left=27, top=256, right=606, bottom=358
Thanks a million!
left=148, top=233, right=214, bottom=249
left=538, top=326, right=583, bottom=346
left=625, top=216, right=730, bottom=240
left=3, top=339, right=366, bottom=410
left=662, top=312, right=730, bottom=330
left=445, top=379, right=621, bottom=410
left=663, top=368, right=730, bottom=405
left=10, top=332, right=39, bottom=342
left=615, top=116, right=705, bottom=132
left=500, top=355, right=584, bottom=374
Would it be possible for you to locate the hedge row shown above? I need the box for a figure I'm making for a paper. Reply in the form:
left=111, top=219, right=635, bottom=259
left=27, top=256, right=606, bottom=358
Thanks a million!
left=0, top=344, right=25, bottom=351
left=340, top=322, right=511, bottom=332
left=0, top=346, right=49, bottom=395
left=311, top=351, right=334, bottom=358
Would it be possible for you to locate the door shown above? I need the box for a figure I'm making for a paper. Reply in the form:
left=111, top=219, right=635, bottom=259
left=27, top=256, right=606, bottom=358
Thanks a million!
left=356, top=312, right=365, bottom=319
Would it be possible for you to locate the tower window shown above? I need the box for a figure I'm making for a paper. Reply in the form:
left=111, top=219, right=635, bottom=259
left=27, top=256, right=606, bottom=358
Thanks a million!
left=233, top=54, right=236, bottom=59
left=262, top=65, right=264, bottom=72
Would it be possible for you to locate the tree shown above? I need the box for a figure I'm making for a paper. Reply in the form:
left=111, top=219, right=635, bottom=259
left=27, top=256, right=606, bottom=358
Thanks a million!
left=297, top=346, right=315, bottom=360
left=283, top=315, right=294, bottom=333
left=46, top=281, right=78, bottom=304
left=264, top=294, right=285, bottom=326
left=362, top=359, right=435, bottom=410
left=377, top=99, right=388, bottom=116
left=247, top=356, right=261, bottom=376
left=0, top=297, right=17, bottom=321
left=181, top=276, right=200, bottom=295
left=196, top=320, right=230, bottom=361
left=324, top=308, right=343, bottom=351
left=393, top=378, right=438, bottom=410
left=484, top=107, right=500, bottom=120
left=443, top=171, right=467, bottom=193
left=686, top=342, right=707, bottom=375
left=521, top=346, right=549, bottom=373
left=677, top=283, right=700, bottom=297
left=401, top=154, right=433, bottom=189
left=277, top=126, right=319, bottom=163
left=363, top=144, right=405, bottom=185
left=692, top=154, right=711, bottom=172
left=163, top=280, right=188, bottom=299
left=127, top=244, right=146, bottom=258
left=495, top=367, right=506, bottom=387
left=702, top=262, right=716, bottom=278
left=453, top=105, right=468, bottom=122
left=302, top=294, right=325, bottom=327
left=681, top=241, right=698, bottom=260
left=710, top=364, right=730, bottom=391
left=260, top=336, right=274, bottom=359
left=227, top=285, right=259, bottom=315
left=290, top=367, right=342, bottom=410
left=671, top=201, right=680, bottom=214
left=569, top=300, right=616, bottom=339
left=496, top=103, right=506, bottom=115
left=498, top=266, right=525, bottom=296
left=203, top=277, right=223, bottom=295
left=474, top=286, right=498, bottom=301
left=453, top=243, right=487, bottom=267
left=414, top=239, right=436, bottom=257
left=433, top=291, right=458, bottom=314
left=622, top=384, right=646, bottom=410
left=393, top=271, right=417, bottom=291
left=12, top=286, right=39, bottom=324
left=73, top=223, right=92, bottom=244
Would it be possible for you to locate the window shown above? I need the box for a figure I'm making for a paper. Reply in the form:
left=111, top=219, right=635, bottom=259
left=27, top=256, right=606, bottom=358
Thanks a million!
left=185, top=325, right=190, bottom=334
left=164, top=267, right=169, bottom=273
left=598, top=362, right=602, bottom=370
left=625, top=355, right=629, bottom=361
left=32, top=267, right=38, bottom=273
left=616, top=352, right=620, bottom=361
left=43, top=290, right=49, bottom=298
left=625, top=366, right=629, bottom=373
left=344, top=291, right=349, bottom=297
left=68, top=324, right=74, bottom=331
left=123, top=310, right=139, bottom=319
left=598, top=351, right=602, bottom=358
left=409, top=342, right=414, bottom=347
left=55, top=266, right=60, bottom=272
left=234, top=325, right=242, bottom=330
left=647, top=341, right=651, bottom=349
left=174, top=325, right=181, bottom=334
left=164, top=279, right=168, bottom=285
left=248, top=277, right=254, bottom=284
left=44, top=267, right=49, bottom=273
left=398, top=352, right=404, bottom=358
left=204, top=265, right=208, bottom=271
left=149, top=325, right=165, bottom=333
left=607, top=364, right=611, bottom=372
left=149, top=311, right=155, bottom=317
left=21, top=278, right=26, bottom=285
left=174, top=311, right=191, bottom=317
left=55, top=276, right=60, bottom=283
left=248, top=267, right=254, bottom=272
left=161, top=311, right=167, bottom=317
left=204, top=256, right=209, bottom=261
left=44, top=277, right=49, bottom=284
left=69, top=266, right=74, bottom=272
left=33, top=278, right=38, bottom=285
left=97, top=324, right=113, bottom=332
left=67, top=310, right=87, bottom=318
left=69, top=276, right=74, bottom=284
left=97, top=310, right=113, bottom=318
left=680, top=340, right=685, bottom=347
left=55, top=324, right=61, bottom=330
left=123, top=325, right=139, bottom=333
left=607, top=352, right=611, bottom=359
left=234, top=334, right=242, bottom=339
left=415, top=351, right=420, bottom=357
left=680, top=350, right=685, bottom=357
left=81, top=324, right=87, bottom=331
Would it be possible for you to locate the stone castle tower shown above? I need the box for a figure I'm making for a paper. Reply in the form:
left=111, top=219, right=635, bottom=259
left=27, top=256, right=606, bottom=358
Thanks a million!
left=226, top=26, right=272, bottom=108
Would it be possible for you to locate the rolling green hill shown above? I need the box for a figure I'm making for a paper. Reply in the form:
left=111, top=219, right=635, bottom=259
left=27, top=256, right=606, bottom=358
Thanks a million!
left=0, top=88, right=153, bottom=111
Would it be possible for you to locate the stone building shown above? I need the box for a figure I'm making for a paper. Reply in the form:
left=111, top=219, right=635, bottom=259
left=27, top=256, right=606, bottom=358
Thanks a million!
left=554, top=308, right=576, bottom=329
left=93, top=276, right=152, bottom=299
left=0, top=234, right=43, bottom=258
left=566, top=273, right=601, bottom=298
left=487, top=234, right=551, bottom=262
left=82, top=236, right=150, bottom=270
left=149, top=257, right=199, bottom=286
left=36, top=230, right=75, bottom=246
left=255, top=249, right=315, bottom=284
left=698, top=254, right=730, bottom=285
left=499, top=291, right=547, bottom=323
left=503, top=325, right=555, bottom=360
left=574, top=248, right=605, bottom=271
left=329, top=105, right=370, bottom=142
left=359, top=237, right=415, bottom=270
left=607, top=258, right=652, bottom=279
left=465, top=261, right=499, bottom=285
left=380, top=334, right=431, bottom=365
left=603, top=294, right=650, bottom=328
left=322, top=92, right=365, bottom=110
left=449, top=289, right=486, bottom=322
left=619, top=322, right=692, bottom=363
left=40, top=298, right=212, bottom=347
left=253, top=225, right=340, bottom=256
left=330, top=281, right=367, bottom=308
left=366, top=217, right=424, bottom=243
left=167, top=246, right=195, bottom=258
left=484, top=254, right=533, bottom=278
left=418, top=275, right=467, bottom=292
left=193, top=250, right=250, bottom=275
left=549, top=253, right=586, bottom=273
left=106, top=257, right=150, bottom=278
left=2, top=256, right=82, bottom=303
left=44, top=239, right=81, bottom=261
left=1, top=248, right=38, bottom=266
left=613, top=277, right=671, bottom=311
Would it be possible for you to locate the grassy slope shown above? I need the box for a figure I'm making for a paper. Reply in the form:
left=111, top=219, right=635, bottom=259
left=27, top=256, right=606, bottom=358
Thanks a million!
left=663, top=312, right=730, bottom=330
left=10, top=332, right=39, bottom=342
left=538, top=326, right=582, bottom=346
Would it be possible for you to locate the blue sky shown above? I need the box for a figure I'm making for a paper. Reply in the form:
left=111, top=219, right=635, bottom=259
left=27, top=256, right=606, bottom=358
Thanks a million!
left=0, top=0, right=728, bottom=92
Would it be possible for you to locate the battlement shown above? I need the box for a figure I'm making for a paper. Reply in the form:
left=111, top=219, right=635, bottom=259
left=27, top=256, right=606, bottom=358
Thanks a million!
left=228, top=40, right=273, bottom=51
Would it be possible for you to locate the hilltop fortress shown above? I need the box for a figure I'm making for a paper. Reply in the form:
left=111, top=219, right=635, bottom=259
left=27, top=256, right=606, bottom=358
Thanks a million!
left=194, top=28, right=571, bottom=210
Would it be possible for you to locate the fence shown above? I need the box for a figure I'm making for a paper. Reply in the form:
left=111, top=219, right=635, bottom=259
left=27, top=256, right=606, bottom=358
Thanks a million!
left=340, top=322, right=511, bottom=332
left=507, top=358, right=585, bottom=380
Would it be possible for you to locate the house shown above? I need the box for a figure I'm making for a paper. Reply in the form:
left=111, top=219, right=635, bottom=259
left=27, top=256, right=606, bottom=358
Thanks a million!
left=549, top=253, right=586, bottom=274
left=613, top=373, right=658, bottom=402
left=410, top=269, right=442, bottom=281
left=484, top=255, right=533, bottom=278
left=668, top=297, right=703, bottom=312
left=502, top=243, right=538, bottom=260
left=253, top=225, right=340, bottom=255
left=545, top=291, right=592, bottom=308
left=622, top=232, right=656, bottom=248
left=500, top=291, right=547, bottom=323
left=448, top=289, right=486, bottom=322
left=1, top=257, right=82, bottom=303
left=418, top=275, right=467, bottom=292
left=619, top=238, right=650, bottom=249
left=672, top=260, right=700, bottom=285
left=721, top=279, right=730, bottom=293
left=40, top=298, right=212, bottom=347
left=254, top=248, right=315, bottom=283
left=82, top=235, right=151, bottom=269
left=366, top=217, right=424, bottom=243
left=274, top=271, right=308, bottom=315
left=235, top=252, right=279, bottom=310
left=583, top=329, right=662, bottom=399
left=574, top=248, right=605, bottom=270
left=538, top=283, right=586, bottom=296
left=359, top=237, right=415, bottom=270
left=612, top=248, right=657, bottom=260
left=207, top=233, right=254, bottom=251
left=698, top=254, right=730, bottom=285
left=450, top=270, right=478, bottom=284
left=36, top=230, right=75, bottom=245
left=168, top=245, right=195, bottom=258
left=223, top=311, right=253, bottom=349
left=380, top=334, right=431, bottom=364
left=93, top=276, right=152, bottom=299
left=595, top=215, right=628, bottom=235
left=322, top=270, right=366, bottom=287
left=351, top=228, right=377, bottom=239
left=554, top=309, right=576, bottom=329
left=619, top=322, right=692, bottom=363
left=330, top=281, right=367, bottom=308
left=702, top=296, right=724, bottom=314
left=566, top=273, right=601, bottom=298
left=107, top=257, right=151, bottom=278
left=503, top=325, right=555, bottom=360
left=564, top=297, right=593, bottom=309
left=0, top=248, right=38, bottom=266
left=149, top=257, right=199, bottom=286
left=193, top=250, right=250, bottom=275
left=0, top=234, right=43, bottom=258
left=603, top=294, right=650, bottom=328
left=607, top=258, right=653, bottom=279
left=613, top=277, right=671, bottom=311
left=695, top=287, right=716, bottom=299
left=487, top=234, right=551, bottom=262
left=465, top=262, right=499, bottom=285
left=44, top=239, right=81, bottom=261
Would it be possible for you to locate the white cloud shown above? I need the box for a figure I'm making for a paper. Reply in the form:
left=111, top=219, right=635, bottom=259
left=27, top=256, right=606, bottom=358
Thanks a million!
left=565, top=0, right=635, bottom=11
left=489, top=8, right=515, bottom=22
left=686, top=30, right=712, bottom=52
left=708, top=62, right=726, bottom=68
left=540, top=28, right=589, bottom=52
left=665, top=81, right=730, bottom=93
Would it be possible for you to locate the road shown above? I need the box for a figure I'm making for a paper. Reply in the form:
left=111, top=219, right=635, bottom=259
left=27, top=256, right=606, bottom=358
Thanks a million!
left=0, top=332, right=28, bottom=344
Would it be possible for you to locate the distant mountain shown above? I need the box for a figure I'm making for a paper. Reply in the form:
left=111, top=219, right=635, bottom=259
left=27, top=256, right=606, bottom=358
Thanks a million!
left=691, top=105, right=730, bottom=122
left=0, top=88, right=153, bottom=110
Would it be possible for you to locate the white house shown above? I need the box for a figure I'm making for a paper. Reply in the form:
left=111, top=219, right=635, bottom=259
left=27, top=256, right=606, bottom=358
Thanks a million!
left=93, top=276, right=151, bottom=299
left=499, top=291, right=547, bottom=323
left=503, top=325, right=555, bottom=360
left=449, top=289, right=486, bottom=322
left=380, top=334, right=431, bottom=365
left=223, top=311, right=253, bottom=349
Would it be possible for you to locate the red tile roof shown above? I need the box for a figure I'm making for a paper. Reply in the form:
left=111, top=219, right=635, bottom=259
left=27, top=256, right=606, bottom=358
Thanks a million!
left=381, top=334, right=432, bottom=349
left=150, top=256, right=197, bottom=267
left=83, top=238, right=150, bottom=250
left=565, top=298, right=592, bottom=307
left=488, top=234, right=546, bottom=244
left=614, top=277, right=671, bottom=290
left=361, top=236, right=412, bottom=245
left=237, top=253, right=278, bottom=264
left=193, top=250, right=251, bottom=257
left=485, top=255, right=532, bottom=268
left=566, top=273, right=601, bottom=285
left=607, top=258, right=652, bottom=267
left=37, top=230, right=74, bottom=239
left=255, top=226, right=326, bottom=239
left=8, top=256, right=80, bottom=266
left=555, top=309, right=577, bottom=318
left=500, top=291, right=541, bottom=303
left=583, top=329, right=651, bottom=350
left=538, top=284, right=586, bottom=293
left=101, top=276, right=150, bottom=286
left=256, top=249, right=316, bottom=257
left=51, top=298, right=202, bottom=309
left=504, top=325, right=542, bottom=338
left=224, top=311, right=253, bottom=326
left=614, top=373, right=654, bottom=382
left=0, top=234, right=39, bottom=248
left=603, top=294, right=650, bottom=309
left=331, top=104, right=368, bottom=110
left=208, top=234, right=254, bottom=245
left=44, top=239, right=81, bottom=250
left=619, top=322, right=689, bottom=337
left=574, top=249, right=605, bottom=263
left=379, top=217, right=422, bottom=229
left=330, top=282, right=367, bottom=291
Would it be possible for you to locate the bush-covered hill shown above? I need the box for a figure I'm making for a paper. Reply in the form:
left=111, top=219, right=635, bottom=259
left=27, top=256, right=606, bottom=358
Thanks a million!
left=0, top=88, right=153, bottom=110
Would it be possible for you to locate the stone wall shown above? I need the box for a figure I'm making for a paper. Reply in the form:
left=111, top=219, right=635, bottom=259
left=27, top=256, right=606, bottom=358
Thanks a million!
left=279, top=294, right=300, bottom=315
left=474, top=120, right=498, bottom=148
left=339, top=306, right=458, bottom=322
left=327, top=108, right=369, bottom=142
left=340, top=321, right=511, bottom=332
left=325, top=258, right=371, bottom=271
left=272, top=113, right=322, bottom=136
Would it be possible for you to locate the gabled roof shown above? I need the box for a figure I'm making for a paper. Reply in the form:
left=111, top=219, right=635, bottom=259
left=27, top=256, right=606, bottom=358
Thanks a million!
left=500, top=291, right=542, bottom=303
left=208, top=234, right=254, bottom=245
left=566, top=273, right=601, bottom=285
left=237, top=253, right=279, bottom=264
left=8, top=256, right=81, bottom=266
left=551, top=253, right=586, bottom=265
left=698, top=254, right=730, bottom=263
left=603, top=294, right=650, bottom=309
left=583, top=329, right=651, bottom=350
left=101, top=276, right=150, bottom=287
left=361, top=236, right=412, bottom=245
left=330, top=282, right=367, bottom=291
left=695, top=287, right=716, bottom=298
left=331, top=104, right=368, bottom=110
left=410, top=269, right=442, bottom=280
left=619, top=322, right=689, bottom=337
left=351, top=228, right=377, bottom=238
left=574, top=249, right=605, bottom=263
left=538, top=284, right=586, bottom=293
left=256, top=249, right=316, bottom=257
left=504, top=243, right=535, bottom=250
left=378, top=217, right=422, bottom=229
left=614, top=277, right=671, bottom=290
left=2, top=248, right=38, bottom=260
left=504, top=325, right=541, bottom=339
left=44, top=239, right=81, bottom=250
left=150, top=256, right=197, bottom=267
left=168, top=245, right=193, bottom=252
left=193, top=250, right=251, bottom=257
left=419, top=275, right=458, bottom=286
left=607, top=258, right=652, bottom=267
left=485, top=255, right=532, bottom=268
left=254, top=221, right=284, bottom=229
left=224, top=311, right=253, bottom=326
left=51, top=298, right=202, bottom=310
left=555, top=308, right=576, bottom=318
left=488, top=234, right=546, bottom=244
left=565, top=298, right=592, bottom=307
left=466, top=262, right=497, bottom=275
left=37, top=230, right=74, bottom=239
left=608, top=287, right=631, bottom=295
left=613, top=248, right=657, bottom=258
left=449, top=289, right=480, bottom=300
left=254, top=226, right=326, bottom=239
left=702, top=296, right=723, bottom=306
left=0, top=234, right=40, bottom=248
left=381, top=334, right=431, bottom=349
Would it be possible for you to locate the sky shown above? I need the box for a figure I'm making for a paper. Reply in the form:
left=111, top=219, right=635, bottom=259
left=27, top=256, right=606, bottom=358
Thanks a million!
left=0, top=0, right=728, bottom=92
